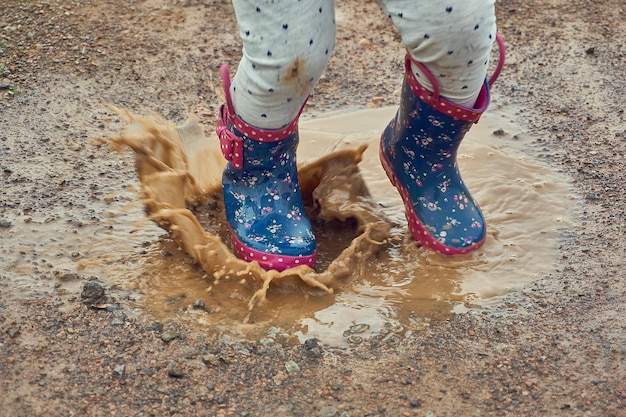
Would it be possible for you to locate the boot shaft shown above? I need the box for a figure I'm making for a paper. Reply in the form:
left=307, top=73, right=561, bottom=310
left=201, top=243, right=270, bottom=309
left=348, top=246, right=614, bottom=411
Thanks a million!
left=228, top=122, right=300, bottom=173
left=384, top=55, right=491, bottom=158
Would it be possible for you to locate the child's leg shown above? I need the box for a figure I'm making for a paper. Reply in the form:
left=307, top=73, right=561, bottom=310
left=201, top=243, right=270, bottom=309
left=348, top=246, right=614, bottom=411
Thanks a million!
left=376, top=0, right=496, bottom=107
left=230, top=0, right=336, bottom=128
left=217, top=1, right=336, bottom=270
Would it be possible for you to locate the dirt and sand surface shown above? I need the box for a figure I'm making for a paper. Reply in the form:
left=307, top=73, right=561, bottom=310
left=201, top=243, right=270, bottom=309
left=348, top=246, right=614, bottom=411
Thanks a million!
left=1, top=0, right=625, bottom=416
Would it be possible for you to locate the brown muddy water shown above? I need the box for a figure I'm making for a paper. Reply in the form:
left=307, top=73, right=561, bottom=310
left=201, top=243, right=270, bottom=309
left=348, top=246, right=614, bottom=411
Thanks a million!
left=1, top=103, right=575, bottom=348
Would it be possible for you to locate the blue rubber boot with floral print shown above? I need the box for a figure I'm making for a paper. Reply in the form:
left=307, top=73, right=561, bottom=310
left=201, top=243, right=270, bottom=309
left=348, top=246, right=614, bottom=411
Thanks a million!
left=380, top=38, right=504, bottom=255
left=216, top=65, right=316, bottom=271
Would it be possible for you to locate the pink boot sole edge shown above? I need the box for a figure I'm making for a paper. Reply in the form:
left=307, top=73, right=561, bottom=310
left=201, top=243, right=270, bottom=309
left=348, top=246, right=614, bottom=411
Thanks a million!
left=229, top=228, right=317, bottom=272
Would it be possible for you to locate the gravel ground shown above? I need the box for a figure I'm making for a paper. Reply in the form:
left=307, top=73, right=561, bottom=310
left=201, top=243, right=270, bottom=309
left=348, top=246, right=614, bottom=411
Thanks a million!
left=1, top=0, right=625, bottom=416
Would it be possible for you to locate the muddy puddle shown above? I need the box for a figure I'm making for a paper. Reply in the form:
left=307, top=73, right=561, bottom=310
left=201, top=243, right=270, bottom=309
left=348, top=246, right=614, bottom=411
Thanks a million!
left=0, top=103, right=576, bottom=348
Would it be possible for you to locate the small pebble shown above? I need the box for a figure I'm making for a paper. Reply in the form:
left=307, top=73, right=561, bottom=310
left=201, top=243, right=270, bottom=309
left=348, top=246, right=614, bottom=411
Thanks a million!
left=81, top=279, right=106, bottom=305
left=167, top=366, right=184, bottom=378
left=160, top=331, right=179, bottom=343
left=284, top=360, right=300, bottom=373
left=113, top=365, right=125, bottom=378
left=304, top=338, right=323, bottom=357
left=318, top=405, right=338, bottom=417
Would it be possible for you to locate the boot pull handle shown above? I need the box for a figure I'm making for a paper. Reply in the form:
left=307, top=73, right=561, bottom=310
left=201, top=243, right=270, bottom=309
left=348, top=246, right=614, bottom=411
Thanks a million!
left=216, top=64, right=244, bottom=169
left=489, top=34, right=506, bottom=88
left=220, top=64, right=235, bottom=115
left=408, top=33, right=506, bottom=99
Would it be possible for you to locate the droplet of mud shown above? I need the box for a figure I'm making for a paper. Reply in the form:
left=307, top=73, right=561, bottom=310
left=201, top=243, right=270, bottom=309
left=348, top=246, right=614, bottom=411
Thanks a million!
left=384, top=335, right=401, bottom=346
left=349, top=323, right=370, bottom=334
left=384, top=322, right=403, bottom=333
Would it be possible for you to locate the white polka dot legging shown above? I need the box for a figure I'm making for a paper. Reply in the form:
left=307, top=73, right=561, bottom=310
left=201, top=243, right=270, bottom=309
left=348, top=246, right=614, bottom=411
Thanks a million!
left=229, top=0, right=497, bottom=129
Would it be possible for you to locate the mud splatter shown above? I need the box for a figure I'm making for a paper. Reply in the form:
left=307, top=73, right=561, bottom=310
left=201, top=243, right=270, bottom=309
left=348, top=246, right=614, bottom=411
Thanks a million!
left=283, top=57, right=304, bottom=82
left=106, top=109, right=392, bottom=312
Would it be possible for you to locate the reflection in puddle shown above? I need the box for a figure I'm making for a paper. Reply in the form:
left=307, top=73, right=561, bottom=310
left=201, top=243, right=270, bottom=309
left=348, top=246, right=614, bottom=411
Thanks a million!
left=0, top=104, right=575, bottom=348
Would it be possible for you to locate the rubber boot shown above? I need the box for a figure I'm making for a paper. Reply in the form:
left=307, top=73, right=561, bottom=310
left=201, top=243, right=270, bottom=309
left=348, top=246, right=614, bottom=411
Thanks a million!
left=216, top=65, right=316, bottom=271
left=380, top=36, right=505, bottom=255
